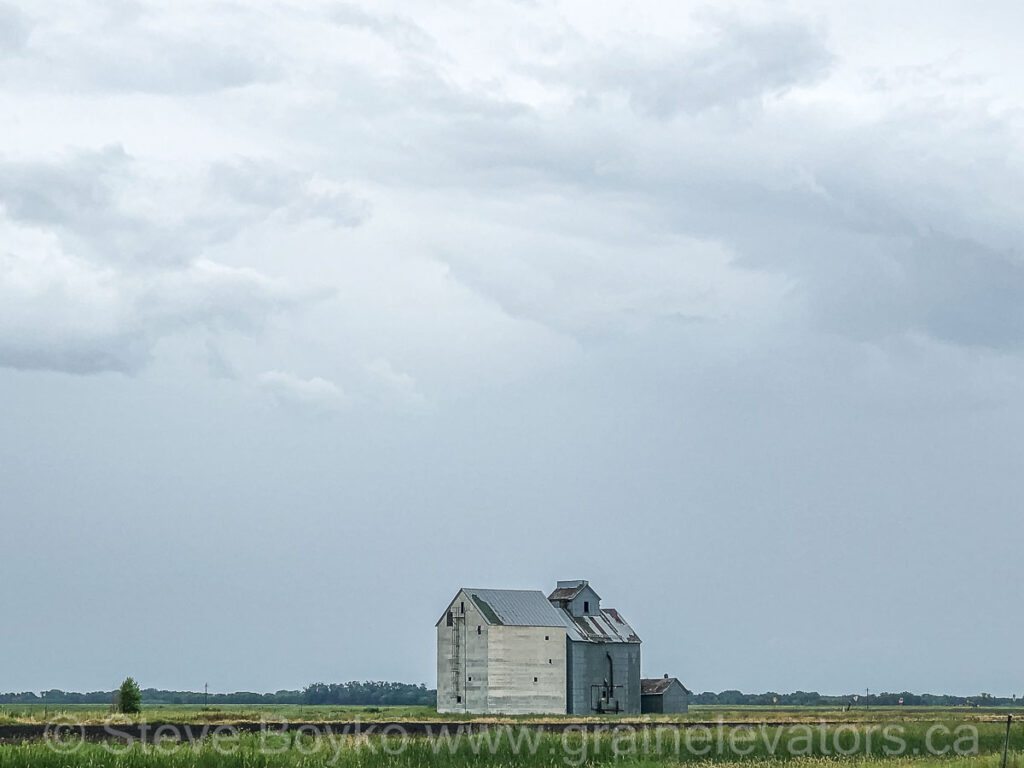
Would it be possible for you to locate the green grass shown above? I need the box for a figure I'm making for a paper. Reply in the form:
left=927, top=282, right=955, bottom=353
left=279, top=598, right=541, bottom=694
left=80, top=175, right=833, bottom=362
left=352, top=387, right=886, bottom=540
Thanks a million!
left=1, top=716, right=1023, bottom=768
left=0, top=736, right=1021, bottom=768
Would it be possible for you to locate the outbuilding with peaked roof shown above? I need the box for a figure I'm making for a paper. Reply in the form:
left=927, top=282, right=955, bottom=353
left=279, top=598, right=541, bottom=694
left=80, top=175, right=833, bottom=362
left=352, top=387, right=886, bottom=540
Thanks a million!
left=640, top=675, right=690, bottom=714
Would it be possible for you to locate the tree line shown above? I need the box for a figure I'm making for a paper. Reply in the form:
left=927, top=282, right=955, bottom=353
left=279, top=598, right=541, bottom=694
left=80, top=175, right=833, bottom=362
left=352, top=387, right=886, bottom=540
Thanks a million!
left=693, top=690, right=1020, bottom=707
left=2, top=685, right=1019, bottom=708
left=0, top=681, right=435, bottom=706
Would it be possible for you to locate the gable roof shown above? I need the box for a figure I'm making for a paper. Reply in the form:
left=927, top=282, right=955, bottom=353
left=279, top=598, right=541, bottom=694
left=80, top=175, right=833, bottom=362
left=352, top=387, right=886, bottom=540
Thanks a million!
left=561, top=606, right=641, bottom=643
left=641, top=677, right=691, bottom=696
left=548, top=579, right=602, bottom=602
left=435, top=583, right=640, bottom=642
left=457, top=588, right=570, bottom=628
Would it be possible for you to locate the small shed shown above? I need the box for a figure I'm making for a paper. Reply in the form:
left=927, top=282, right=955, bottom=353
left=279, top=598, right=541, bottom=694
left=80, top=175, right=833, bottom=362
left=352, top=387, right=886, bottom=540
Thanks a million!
left=640, top=675, right=690, bottom=714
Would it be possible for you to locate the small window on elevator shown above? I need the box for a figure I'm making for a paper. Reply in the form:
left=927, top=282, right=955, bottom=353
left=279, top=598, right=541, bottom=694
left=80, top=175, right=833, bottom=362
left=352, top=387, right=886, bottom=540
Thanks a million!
left=583, top=601, right=590, bottom=613
left=477, top=625, right=481, bottom=634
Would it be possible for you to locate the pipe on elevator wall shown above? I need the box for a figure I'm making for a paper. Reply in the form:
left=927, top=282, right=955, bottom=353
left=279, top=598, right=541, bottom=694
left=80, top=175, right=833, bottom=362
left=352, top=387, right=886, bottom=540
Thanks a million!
left=606, top=652, right=614, bottom=697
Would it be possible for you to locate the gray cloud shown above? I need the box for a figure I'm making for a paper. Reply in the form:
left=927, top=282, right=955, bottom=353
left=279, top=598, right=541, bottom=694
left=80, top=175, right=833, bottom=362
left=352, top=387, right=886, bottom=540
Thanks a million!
left=207, top=159, right=304, bottom=210
left=0, top=147, right=210, bottom=268
left=258, top=369, right=348, bottom=411
left=207, top=159, right=371, bottom=228
left=0, top=149, right=369, bottom=272
left=0, top=2, right=28, bottom=55
left=370, top=39, right=1018, bottom=352
left=329, top=3, right=438, bottom=54
left=82, top=38, right=277, bottom=94
left=0, top=241, right=300, bottom=374
left=0, top=146, right=129, bottom=227
left=364, top=357, right=426, bottom=408
left=810, top=232, right=1024, bottom=349
left=0, top=148, right=352, bottom=375
left=1, top=4, right=277, bottom=93
left=543, top=15, right=833, bottom=118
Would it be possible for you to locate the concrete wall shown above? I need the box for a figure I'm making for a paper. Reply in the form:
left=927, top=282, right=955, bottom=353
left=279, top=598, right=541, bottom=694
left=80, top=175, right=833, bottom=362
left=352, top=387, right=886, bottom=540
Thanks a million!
left=565, top=640, right=641, bottom=714
left=436, top=591, right=489, bottom=714
left=487, top=625, right=566, bottom=714
left=438, top=590, right=567, bottom=714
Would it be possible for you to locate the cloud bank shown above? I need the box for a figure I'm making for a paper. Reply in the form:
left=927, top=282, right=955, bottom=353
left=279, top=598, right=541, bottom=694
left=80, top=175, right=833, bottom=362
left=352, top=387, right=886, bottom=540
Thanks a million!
left=1, top=0, right=1023, bottom=696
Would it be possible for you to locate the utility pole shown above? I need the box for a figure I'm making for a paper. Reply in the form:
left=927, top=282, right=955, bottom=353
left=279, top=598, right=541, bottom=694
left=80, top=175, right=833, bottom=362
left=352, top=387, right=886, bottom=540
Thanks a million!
left=204, top=683, right=208, bottom=708
left=1002, top=714, right=1012, bottom=768
left=866, top=688, right=870, bottom=711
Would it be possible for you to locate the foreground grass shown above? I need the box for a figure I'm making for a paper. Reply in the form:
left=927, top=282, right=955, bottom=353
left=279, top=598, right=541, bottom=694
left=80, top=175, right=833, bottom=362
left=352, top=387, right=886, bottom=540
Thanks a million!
left=0, top=753, right=1014, bottom=768
left=1, top=722, right=1021, bottom=768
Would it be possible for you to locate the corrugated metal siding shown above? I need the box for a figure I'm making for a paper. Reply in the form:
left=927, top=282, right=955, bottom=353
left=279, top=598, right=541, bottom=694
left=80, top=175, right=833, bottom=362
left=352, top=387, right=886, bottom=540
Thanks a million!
left=566, top=641, right=641, bottom=714
left=662, top=684, right=688, bottom=713
left=464, top=589, right=568, bottom=628
left=640, top=681, right=688, bottom=714
left=562, top=609, right=641, bottom=643
left=561, top=585, right=602, bottom=618
left=453, top=588, right=641, bottom=642
left=641, top=694, right=663, bottom=714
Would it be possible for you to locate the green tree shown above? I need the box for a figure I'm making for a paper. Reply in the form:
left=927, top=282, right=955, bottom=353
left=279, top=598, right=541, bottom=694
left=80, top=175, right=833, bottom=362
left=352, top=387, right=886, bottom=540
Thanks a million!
left=118, top=677, right=142, bottom=714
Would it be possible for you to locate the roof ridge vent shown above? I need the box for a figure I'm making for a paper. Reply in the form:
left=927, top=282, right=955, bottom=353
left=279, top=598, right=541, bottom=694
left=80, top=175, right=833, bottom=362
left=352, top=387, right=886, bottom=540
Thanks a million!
left=555, top=579, right=587, bottom=588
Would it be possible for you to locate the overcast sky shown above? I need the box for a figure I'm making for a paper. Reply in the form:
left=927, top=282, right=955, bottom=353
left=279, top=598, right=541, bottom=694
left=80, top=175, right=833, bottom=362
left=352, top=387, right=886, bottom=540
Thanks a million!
left=1, top=0, right=1022, bottom=698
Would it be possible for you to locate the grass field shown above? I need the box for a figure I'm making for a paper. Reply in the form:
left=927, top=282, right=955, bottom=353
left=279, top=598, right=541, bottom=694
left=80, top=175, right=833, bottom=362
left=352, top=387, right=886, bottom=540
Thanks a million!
left=2, top=703, right=1023, bottom=725
left=1, top=705, right=1022, bottom=768
left=0, top=704, right=441, bottom=726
